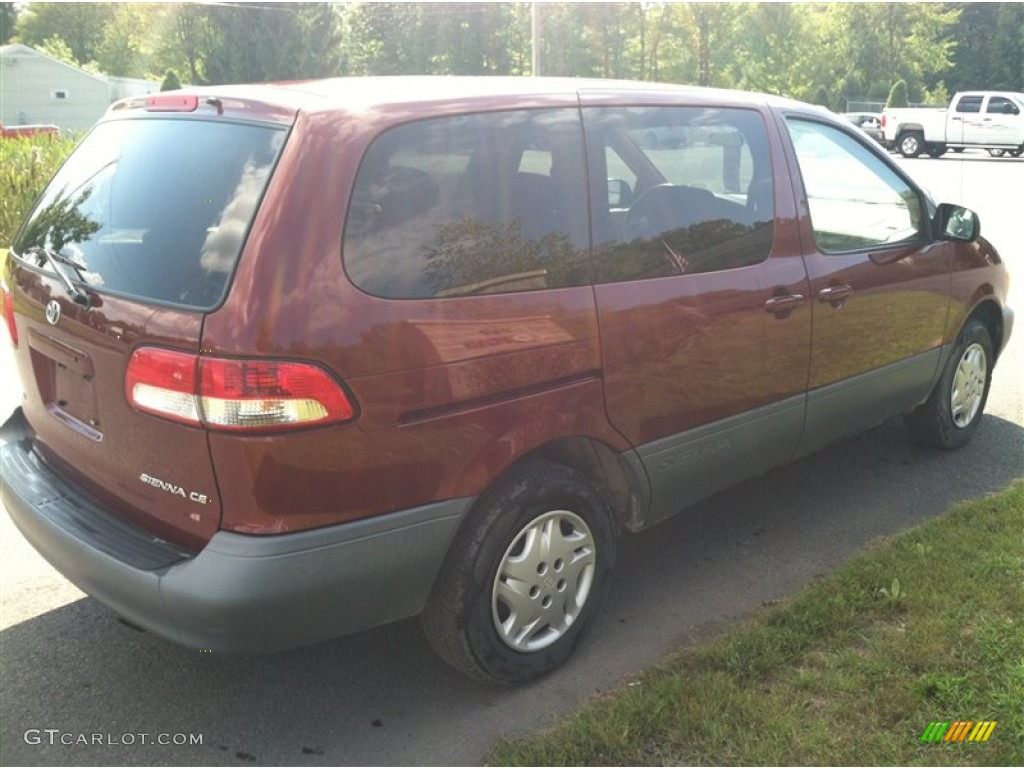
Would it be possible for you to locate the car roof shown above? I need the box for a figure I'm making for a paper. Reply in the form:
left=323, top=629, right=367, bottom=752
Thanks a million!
left=115, top=76, right=811, bottom=122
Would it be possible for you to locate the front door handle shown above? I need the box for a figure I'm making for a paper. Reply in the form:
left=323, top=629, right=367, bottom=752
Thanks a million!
left=764, top=294, right=806, bottom=315
left=818, top=284, right=854, bottom=305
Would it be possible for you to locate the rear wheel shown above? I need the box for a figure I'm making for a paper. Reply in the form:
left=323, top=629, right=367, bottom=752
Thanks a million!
left=422, top=459, right=616, bottom=685
left=988, top=148, right=1006, bottom=157
left=898, top=131, right=924, bottom=158
left=904, top=318, right=993, bottom=449
left=927, top=145, right=947, bottom=158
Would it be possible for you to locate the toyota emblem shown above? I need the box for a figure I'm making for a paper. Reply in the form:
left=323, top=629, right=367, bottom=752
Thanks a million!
left=45, top=299, right=61, bottom=326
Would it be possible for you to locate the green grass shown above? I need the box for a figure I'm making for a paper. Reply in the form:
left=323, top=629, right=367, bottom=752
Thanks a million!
left=491, top=480, right=1024, bottom=766
left=0, top=134, right=79, bottom=247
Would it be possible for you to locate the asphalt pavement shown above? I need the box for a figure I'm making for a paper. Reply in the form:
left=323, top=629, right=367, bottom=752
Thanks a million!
left=1, top=150, right=1022, bottom=766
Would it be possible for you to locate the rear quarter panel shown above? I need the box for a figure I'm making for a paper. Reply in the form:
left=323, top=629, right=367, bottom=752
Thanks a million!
left=200, top=104, right=630, bottom=534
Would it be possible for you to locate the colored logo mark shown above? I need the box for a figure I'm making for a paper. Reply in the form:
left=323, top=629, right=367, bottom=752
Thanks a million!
left=921, top=721, right=997, bottom=742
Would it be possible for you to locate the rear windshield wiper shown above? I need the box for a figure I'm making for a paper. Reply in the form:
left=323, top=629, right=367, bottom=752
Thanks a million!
left=24, top=246, right=92, bottom=307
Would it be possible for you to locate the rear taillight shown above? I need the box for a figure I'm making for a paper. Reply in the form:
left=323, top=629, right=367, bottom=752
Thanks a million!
left=1, top=279, right=17, bottom=347
left=125, top=347, right=200, bottom=425
left=126, top=347, right=355, bottom=431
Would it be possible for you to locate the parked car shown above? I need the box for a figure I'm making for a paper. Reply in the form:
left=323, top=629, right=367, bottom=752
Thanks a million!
left=1, top=78, right=1013, bottom=685
left=882, top=91, right=1024, bottom=157
left=841, top=111, right=884, bottom=144
left=1, top=121, right=60, bottom=139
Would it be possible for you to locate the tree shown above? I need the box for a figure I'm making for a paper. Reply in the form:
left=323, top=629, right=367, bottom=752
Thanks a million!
left=811, top=85, right=832, bottom=110
left=686, top=3, right=740, bottom=87
left=95, top=3, right=158, bottom=78
left=1, top=3, right=18, bottom=45
left=730, top=3, right=813, bottom=97
left=201, top=2, right=344, bottom=84
left=887, top=79, right=910, bottom=109
left=945, top=3, right=1023, bottom=92
left=16, top=3, right=116, bottom=66
left=160, top=70, right=182, bottom=92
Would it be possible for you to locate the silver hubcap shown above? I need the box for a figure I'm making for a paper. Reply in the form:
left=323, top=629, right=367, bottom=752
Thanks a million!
left=950, top=342, right=987, bottom=428
left=491, top=510, right=596, bottom=652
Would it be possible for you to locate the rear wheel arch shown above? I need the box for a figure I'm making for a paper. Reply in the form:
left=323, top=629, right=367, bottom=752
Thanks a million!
left=528, top=436, right=650, bottom=534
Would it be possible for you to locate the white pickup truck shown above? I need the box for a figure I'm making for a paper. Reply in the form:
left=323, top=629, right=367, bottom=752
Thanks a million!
left=882, top=91, right=1024, bottom=158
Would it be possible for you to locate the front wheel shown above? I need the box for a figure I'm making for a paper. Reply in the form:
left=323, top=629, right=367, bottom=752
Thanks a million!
left=898, top=131, right=924, bottom=158
left=422, top=459, right=616, bottom=685
left=904, top=319, right=994, bottom=449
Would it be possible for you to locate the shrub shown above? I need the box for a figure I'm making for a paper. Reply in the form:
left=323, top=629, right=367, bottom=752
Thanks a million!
left=886, top=80, right=909, bottom=109
left=161, top=69, right=182, bottom=91
left=0, top=134, right=78, bottom=247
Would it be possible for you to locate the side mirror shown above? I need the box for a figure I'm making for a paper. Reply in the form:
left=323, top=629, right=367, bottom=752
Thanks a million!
left=934, top=203, right=980, bottom=242
left=608, top=179, right=633, bottom=208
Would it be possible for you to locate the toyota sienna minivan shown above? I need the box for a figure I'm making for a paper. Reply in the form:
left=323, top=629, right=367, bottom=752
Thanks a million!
left=1, top=77, right=1012, bottom=684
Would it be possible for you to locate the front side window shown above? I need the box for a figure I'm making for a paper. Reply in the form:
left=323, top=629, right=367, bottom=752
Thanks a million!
left=786, top=119, right=924, bottom=254
left=584, top=106, right=775, bottom=283
left=986, top=96, right=1020, bottom=115
left=343, top=109, right=588, bottom=299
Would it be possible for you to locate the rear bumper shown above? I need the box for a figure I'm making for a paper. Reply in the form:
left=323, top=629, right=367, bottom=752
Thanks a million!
left=1, top=407, right=471, bottom=652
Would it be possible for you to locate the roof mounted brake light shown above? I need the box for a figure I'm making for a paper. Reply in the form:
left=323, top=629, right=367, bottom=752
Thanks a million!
left=145, top=94, right=199, bottom=113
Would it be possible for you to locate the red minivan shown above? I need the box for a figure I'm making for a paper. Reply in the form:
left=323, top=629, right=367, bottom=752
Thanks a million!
left=1, top=78, right=1013, bottom=684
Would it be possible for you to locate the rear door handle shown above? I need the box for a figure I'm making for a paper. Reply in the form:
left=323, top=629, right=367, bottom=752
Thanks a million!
left=763, top=294, right=806, bottom=314
left=818, top=284, right=854, bottom=305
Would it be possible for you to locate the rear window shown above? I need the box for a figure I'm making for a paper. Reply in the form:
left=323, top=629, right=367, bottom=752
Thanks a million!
left=13, top=118, right=286, bottom=309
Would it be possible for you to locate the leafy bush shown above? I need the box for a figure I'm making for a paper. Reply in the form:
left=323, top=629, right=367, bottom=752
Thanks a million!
left=0, top=134, right=78, bottom=247
left=886, top=79, right=909, bottom=109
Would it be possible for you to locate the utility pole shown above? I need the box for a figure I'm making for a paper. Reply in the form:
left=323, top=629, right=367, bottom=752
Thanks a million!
left=531, top=2, right=541, bottom=76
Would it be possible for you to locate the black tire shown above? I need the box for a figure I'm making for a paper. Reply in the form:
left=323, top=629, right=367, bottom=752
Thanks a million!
left=988, top=148, right=1006, bottom=157
left=1010, top=148, right=1023, bottom=158
left=951, top=147, right=964, bottom=153
left=927, top=145, right=946, bottom=158
left=421, top=458, right=616, bottom=685
left=898, top=131, right=924, bottom=158
left=904, top=319, right=994, bottom=450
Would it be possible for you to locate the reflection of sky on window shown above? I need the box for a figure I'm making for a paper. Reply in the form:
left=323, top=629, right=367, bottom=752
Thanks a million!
left=200, top=160, right=270, bottom=276
left=344, top=213, right=441, bottom=297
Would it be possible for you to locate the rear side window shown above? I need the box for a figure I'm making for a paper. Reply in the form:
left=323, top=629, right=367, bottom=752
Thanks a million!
left=13, top=118, right=285, bottom=309
left=342, top=109, right=589, bottom=299
left=956, top=96, right=983, bottom=113
left=583, top=106, right=775, bottom=283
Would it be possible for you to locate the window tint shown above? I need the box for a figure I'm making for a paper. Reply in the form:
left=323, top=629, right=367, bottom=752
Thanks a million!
left=583, top=106, right=775, bottom=283
left=343, top=109, right=588, bottom=299
left=13, top=118, right=285, bottom=309
left=987, top=96, right=1020, bottom=115
left=956, top=96, right=983, bottom=113
left=786, top=119, right=924, bottom=253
